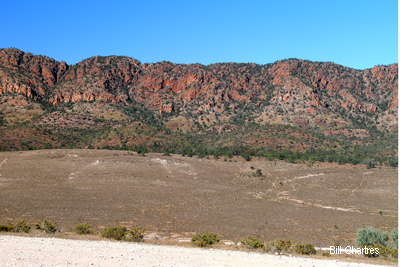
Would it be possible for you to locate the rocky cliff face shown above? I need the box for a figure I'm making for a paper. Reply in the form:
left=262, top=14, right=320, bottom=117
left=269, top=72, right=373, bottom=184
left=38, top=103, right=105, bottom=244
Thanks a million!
left=0, top=48, right=397, bottom=132
left=0, top=48, right=69, bottom=99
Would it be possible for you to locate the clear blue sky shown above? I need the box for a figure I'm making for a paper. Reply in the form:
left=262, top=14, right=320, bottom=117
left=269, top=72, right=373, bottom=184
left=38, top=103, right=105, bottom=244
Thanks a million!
left=1, top=0, right=397, bottom=69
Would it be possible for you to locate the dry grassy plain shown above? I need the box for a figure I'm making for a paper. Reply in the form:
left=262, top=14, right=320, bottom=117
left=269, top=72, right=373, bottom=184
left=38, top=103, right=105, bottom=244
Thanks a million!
left=0, top=149, right=397, bottom=247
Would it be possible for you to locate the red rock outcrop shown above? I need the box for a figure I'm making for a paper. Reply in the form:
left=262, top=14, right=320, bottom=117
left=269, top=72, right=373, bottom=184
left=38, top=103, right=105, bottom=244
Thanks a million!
left=314, top=117, right=326, bottom=125
left=158, top=103, right=175, bottom=113
left=0, top=48, right=397, bottom=122
left=292, top=117, right=309, bottom=125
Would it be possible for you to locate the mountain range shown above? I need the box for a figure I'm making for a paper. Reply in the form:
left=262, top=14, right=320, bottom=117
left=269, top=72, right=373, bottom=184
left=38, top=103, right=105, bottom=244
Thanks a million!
left=0, top=48, right=397, bottom=166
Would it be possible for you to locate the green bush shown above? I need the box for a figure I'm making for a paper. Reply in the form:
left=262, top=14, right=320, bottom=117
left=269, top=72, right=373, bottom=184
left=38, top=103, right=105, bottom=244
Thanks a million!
left=101, top=226, right=127, bottom=240
left=322, top=251, right=331, bottom=257
left=242, top=154, right=251, bottom=161
left=356, top=228, right=398, bottom=261
left=101, top=226, right=146, bottom=242
left=391, top=228, right=398, bottom=249
left=0, top=220, right=30, bottom=233
left=241, top=236, right=264, bottom=249
left=295, top=243, right=316, bottom=255
left=255, top=169, right=263, bottom=177
left=363, top=159, right=376, bottom=169
left=377, top=244, right=398, bottom=261
left=269, top=239, right=293, bottom=252
left=15, top=220, right=30, bottom=233
left=43, top=221, right=56, bottom=234
left=34, top=220, right=56, bottom=234
left=191, top=232, right=220, bottom=247
left=124, top=227, right=146, bottom=242
left=0, top=222, right=15, bottom=232
left=43, top=220, right=56, bottom=234
left=75, top=223, right=94, bottom=235
left=361, top=244, right=380, bottom=258
left=356, top=227, right=389, bottom=247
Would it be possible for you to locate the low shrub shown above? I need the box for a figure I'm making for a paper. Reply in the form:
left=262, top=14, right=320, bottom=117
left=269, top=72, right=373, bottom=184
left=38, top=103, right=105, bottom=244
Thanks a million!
left=377, top=244, right=398, bottom=261
left=361, top=244, right=380, bottom=258
left=355, top=227, right=398, bottom=261
left=269, top=239, right=293, bottom=252
left=321, top=242, right=339, bottom=257
left=101, top=226, right=146, bottom=242
left=241, top=236, right=264, bottom=249
left=254, top=169, right=263, bottom=177
left=362, top=243, right=398, bottom=261
left=363, top=159, right=376, bottom=169
left=322, top=251, right=331, bottom=257
left=35, top=220, right=56, bottom=234
left=101, top=226, right=127, bottom=240
left=295, top=243, right=316, bottom=255
left=15, top=220, right=30, bottom=233
left=391, top=228, right=398, bottom=249
left=356, top=227, right=389, bottom=247
left=0, top=222, right=15, bottom=232
left=124, top=227, right=146, bottom=242
left=0, top=220, right=30, bottom=233
left=191, top=232, right=220, bottom=247
left=43, top=220, right=56, bottom=234
left=75, top=223, right=94, bottom=235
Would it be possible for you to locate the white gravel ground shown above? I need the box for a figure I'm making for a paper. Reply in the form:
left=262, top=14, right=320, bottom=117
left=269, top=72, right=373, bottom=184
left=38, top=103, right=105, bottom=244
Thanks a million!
left=0, top=236, right=390, bottom=267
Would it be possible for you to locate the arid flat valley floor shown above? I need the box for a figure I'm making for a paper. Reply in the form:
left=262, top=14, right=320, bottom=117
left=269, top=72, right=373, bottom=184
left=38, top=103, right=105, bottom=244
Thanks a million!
left=0, top=149, right=397, bottom=246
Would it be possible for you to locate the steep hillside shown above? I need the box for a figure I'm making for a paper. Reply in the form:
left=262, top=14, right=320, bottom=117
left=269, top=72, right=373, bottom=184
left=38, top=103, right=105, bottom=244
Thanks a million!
left=0, top=48, right=397, bottom=166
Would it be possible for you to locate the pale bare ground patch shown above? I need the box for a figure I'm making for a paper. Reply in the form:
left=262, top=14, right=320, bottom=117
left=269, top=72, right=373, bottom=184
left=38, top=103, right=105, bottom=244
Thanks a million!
left=0, top=158, right=7, bottom=177
left=0, top=233, right=396, bottom=266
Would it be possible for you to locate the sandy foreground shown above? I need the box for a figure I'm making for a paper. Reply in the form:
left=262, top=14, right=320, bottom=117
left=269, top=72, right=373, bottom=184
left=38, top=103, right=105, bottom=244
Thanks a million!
left=0, top=236, right=391, bottom=267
